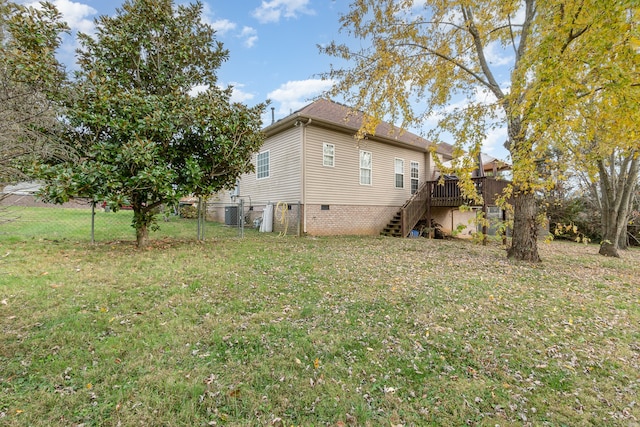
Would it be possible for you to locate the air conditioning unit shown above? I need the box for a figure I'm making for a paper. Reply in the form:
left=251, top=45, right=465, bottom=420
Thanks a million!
left=225, top=205, right=238, bottom=226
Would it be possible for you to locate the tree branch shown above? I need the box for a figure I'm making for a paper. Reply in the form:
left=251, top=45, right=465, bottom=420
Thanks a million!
left=396, top=42, right=496, bottom=96
left=461, top=6, right=505, bottom=100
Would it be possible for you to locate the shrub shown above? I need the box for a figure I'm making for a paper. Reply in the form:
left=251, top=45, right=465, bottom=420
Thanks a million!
left=180, top=204, right=198, bottom=219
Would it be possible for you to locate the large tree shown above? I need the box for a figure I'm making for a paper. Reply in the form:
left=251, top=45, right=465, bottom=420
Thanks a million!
left=0, top=0, right=69, bottom=182
left=321, top=0, right=636, bottom=261
left=37, top=0, right=267, bottom=247
left=536, top=4, right=639, bottom=257
left=561, top=105, right=639, bottom=257
left=595, top=149, right=639, bottom=256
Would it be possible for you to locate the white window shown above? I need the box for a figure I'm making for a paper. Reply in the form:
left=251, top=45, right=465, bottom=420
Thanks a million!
left=360, top=150, right=372, bottom=185
left=257, top=150, right=269, bottom=179
left=395, top=158, right=404, bottom=189
left=411, top=161, right=419, bottom=194
left=323, top=143, right=335, bottom=167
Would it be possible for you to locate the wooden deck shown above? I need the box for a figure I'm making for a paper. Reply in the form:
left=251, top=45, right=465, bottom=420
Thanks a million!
left=399, top=177, right=509, bottom=238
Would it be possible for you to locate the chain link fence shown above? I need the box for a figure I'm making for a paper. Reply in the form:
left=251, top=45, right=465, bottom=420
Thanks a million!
left=206, top=199, right=302, bottom=237
left=0, top=193, right=303, bottom=243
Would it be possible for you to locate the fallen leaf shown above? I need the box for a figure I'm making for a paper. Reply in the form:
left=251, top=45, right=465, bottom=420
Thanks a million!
left=345, top=413, right=357, bottom=425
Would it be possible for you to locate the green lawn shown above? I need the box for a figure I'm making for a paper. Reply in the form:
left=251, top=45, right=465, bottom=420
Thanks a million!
left=0, top=206, right=240, bottom=243
left=1, top=224, right=639, bottom=426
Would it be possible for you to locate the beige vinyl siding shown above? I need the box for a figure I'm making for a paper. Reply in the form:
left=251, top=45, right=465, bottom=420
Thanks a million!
left=237, top=126, right=302, bottom=202
left=304, top=126, right=429, bottom=206
left=428, top=154, right=445, bottom=180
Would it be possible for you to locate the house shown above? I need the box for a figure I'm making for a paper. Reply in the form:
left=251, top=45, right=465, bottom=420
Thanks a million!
left=211, top=99, right=508, bottom=237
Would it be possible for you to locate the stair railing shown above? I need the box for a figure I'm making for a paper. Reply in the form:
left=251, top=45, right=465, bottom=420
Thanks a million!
left=400, top=177, right=510, bottom=237
left=400, top=181, right=431, bottom=237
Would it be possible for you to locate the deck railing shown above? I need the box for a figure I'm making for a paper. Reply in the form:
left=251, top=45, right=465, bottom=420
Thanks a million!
left=400, top=177, right=509, bottom=237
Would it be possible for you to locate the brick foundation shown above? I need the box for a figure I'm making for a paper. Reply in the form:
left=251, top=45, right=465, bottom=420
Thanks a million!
left=304, top=204, right=398, bottom=236
left=206, top=202, right=399, bottom=236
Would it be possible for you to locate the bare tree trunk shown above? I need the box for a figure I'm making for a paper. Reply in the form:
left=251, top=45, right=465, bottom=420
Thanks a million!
left=618, top=224, right=629, bottom=250
left=507, top=189, right=541, bottom=262
left=132, top=195, right=150, bottom=248
left=599, top=213, right=623, bottom=257
left=505, top=118, right=541, bottom=262
left=597, top=154, right=639, bottom=257
left=136, top=221, right=149, bottom=248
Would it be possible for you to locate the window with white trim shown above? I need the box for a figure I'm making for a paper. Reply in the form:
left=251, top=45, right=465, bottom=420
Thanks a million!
left=257, top=150, right=269, bottom=179
left=323, top=143, right=335, bottom=167
left=360, top=150, right=372, bottom=185
left=395, top=158, right=404, bottom=189
left=410, top=161, right=419, bottom=194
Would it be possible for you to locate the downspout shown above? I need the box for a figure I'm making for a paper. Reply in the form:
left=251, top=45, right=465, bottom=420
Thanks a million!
left=299, top=118, right=312, bottom=234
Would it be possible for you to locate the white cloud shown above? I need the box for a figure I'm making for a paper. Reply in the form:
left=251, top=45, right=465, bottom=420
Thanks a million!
left=188, top=84, right=209, bottom=97
left=188, top=83, right=256, bottom=104
left=211, top=19, right=237, bottom=36
left=55, top=0, right=96, bottom=33
left=198, top=1, right=215, bottom=25
left=239, top=26, right=258, bottom=48
left=20, top=0, right=97, bottom=69
left=267, top=79, right=334, bottom=117
left=227, top=82, right=255, bottom=103
left=482, top=126, right=508, bottom=158
left=252, top=0, right=314, bottom=24
left=209, top=19, right=257, bottom=48
left=22, top=0, right=97, bottom=33
left=472, top=86, right=499, bottom=105
left=510, top=4, right=528, bottom=26
left=484, top=41, right=513, bottom=67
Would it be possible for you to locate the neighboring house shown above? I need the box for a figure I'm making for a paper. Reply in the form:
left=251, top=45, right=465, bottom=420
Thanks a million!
left=1, top=181, right=89, bottom=208
left=212, top=99, right=508, bottom=237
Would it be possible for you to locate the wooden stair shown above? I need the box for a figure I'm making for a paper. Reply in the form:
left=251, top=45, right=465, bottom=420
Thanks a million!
left=380, top=211, right=403, bottom=237
left=380, top=177, right=510, bottom=238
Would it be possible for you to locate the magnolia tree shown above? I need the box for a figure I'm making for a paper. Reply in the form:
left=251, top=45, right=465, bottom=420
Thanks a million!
left=37, top=0, right=267, bottom=247
left=321, top=0, right=637, bottom=261
left=0, top=1, right=69, bottom=182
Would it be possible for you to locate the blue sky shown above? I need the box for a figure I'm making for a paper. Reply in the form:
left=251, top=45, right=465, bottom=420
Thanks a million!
left=19, top=0, right=511, bottom=160
left=22, top=0, right=349, bottom=120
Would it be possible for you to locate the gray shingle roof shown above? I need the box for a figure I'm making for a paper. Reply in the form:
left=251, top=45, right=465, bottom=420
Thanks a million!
left=266, top=98, right=453, bottom=157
